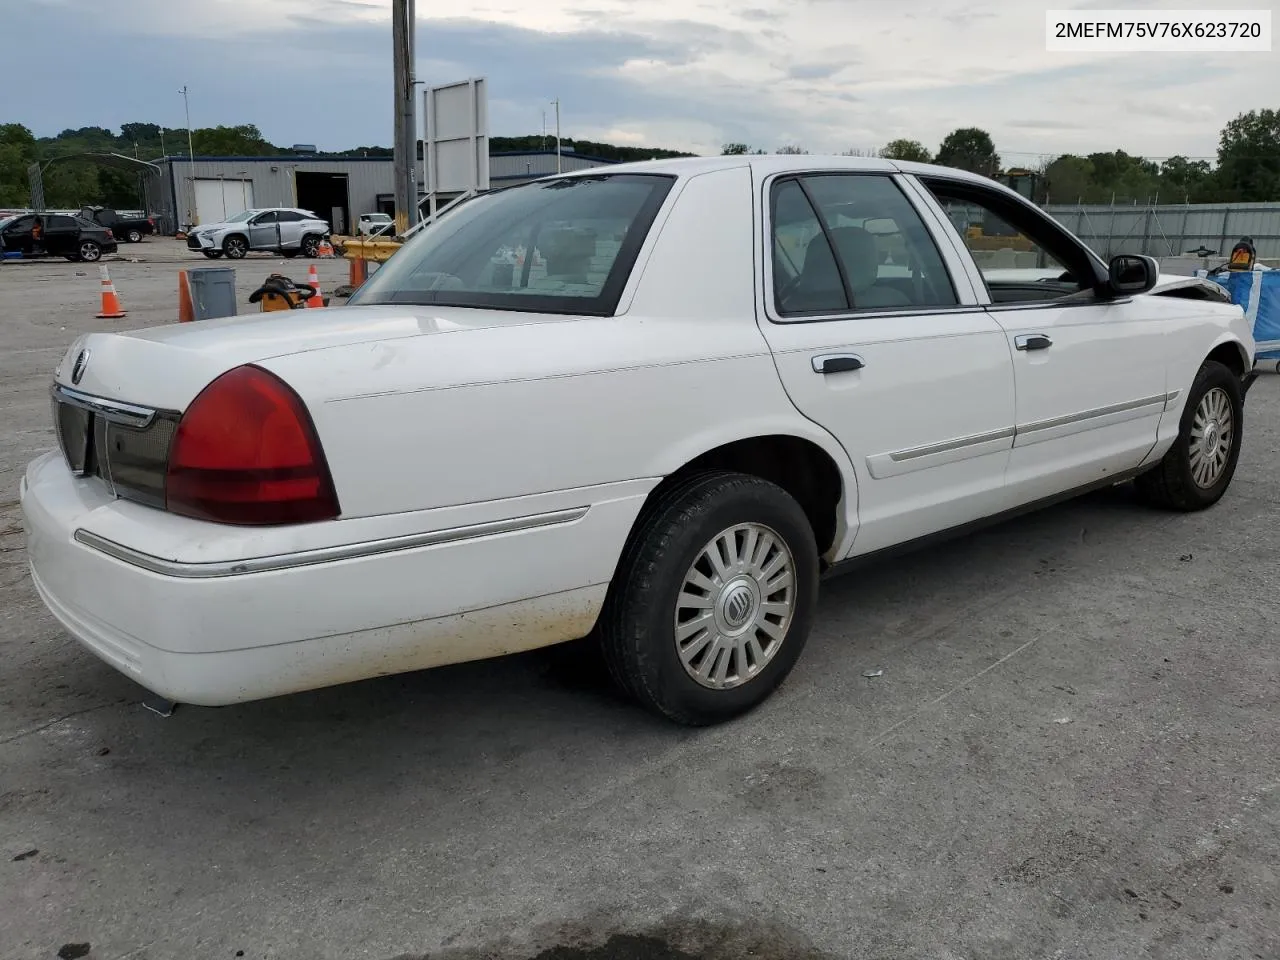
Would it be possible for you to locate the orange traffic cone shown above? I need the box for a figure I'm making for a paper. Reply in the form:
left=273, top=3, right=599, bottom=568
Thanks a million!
left=177, top=270, right=194, bottom=322
left=317, top=238, right=335, bottom=258
left=305, top=264, right=324, bottom=308
left=96, top=265, right=127, bottom=319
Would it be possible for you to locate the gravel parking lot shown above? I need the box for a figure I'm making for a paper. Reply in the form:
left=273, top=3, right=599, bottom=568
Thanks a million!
left=2, top=243, right=1278, bottom=960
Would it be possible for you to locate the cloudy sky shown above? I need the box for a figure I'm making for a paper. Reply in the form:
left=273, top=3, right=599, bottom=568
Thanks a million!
left=6, top=0, right=1274, bottom=161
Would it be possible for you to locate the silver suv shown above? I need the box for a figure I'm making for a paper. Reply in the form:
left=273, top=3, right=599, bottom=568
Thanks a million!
left=186, top=208, right=331, bottom=260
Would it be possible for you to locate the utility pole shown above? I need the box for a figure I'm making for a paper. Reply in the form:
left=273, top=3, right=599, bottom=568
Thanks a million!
left=179, top=85, right=195, bottom=228
left=552, top=98, right=562, bottom=174
left=392, top=0, right=418, bottom=235
left=179, top=86, right=194, bottom=160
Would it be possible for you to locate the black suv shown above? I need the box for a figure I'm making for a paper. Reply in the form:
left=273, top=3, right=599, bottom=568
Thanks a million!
left=0, top=213, right=119, bottom=262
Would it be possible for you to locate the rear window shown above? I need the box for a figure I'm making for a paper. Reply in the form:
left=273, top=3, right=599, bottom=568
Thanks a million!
left=349, top=173, right=676, bottom=316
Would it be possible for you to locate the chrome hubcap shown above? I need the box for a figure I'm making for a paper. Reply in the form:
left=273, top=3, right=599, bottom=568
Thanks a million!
left=675, top=522, right=796, bottom=691
left=1190, top=386, right=1234, bottom=489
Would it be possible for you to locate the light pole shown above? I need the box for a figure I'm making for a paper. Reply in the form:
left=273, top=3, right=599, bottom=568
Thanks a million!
left=551, top=98, right=561, bottom=174
left=179, top=85, right=195, bottom=227
left=179, top=85, right=195, bottom=160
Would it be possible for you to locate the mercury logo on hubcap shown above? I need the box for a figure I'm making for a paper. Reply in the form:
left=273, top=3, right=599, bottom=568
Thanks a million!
left=1203, top=421, right=1219, bottom=455
left=722, top=583, right=755, bottom=629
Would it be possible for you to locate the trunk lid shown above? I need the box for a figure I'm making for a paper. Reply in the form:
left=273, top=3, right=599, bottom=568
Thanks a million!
left=55, top=304, right=574, bottom=410
left=49, top=304, right=577, bottom=515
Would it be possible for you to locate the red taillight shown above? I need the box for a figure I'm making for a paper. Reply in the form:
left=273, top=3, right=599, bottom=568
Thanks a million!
left=165, top=365, right=340, bottom=525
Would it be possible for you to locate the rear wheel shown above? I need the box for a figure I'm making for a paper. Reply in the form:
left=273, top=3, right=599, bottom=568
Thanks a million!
left=222, top=235, right=248, bottom=259
left=598, top=470, right=819, bottom=725
left=77, top=240, right=102, bottom=262
left=1135, top=359, right=1243, bottom=511
left=126, top=229, right=143, bottom=243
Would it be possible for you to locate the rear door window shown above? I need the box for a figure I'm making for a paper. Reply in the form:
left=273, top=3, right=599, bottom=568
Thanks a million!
left=771, top=173, right=958, bottom=317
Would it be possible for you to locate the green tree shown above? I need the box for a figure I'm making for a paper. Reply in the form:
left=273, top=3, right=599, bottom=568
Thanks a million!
left=42, top=161, right=100, bottom=209
left=0, top=123, right=37, bottom=206
left=879, top=138, right=931, bottom=163
left=721, top=142, right=750, bottom=155
left=1216, top=108, right=1280, bottom=202
left=1041, top=154, right=1095, bottom=203
left=1159, top=155, right=1215, bottom=201
left=936, top=127, right=1000, bottom=177
left=1083, top=149, right=1159, bottom=200
left=776, top=144, right=808, bottom=154
left=190, top=124, right=275, bottom=156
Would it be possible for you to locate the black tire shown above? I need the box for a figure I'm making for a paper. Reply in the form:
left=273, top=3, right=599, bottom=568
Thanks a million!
left=598, top=470, right=819, bottom=726
left=301, top=235, right=321, bottom=258
left=281, top=249, right=300, bottom=259
left=126, top=229, right=143, bottom=243
left=77, top=241, right=101, bottom=262
left=222, top=234, right=248, bottom=259
left=1135, top=359, right=1243, bottom=511
left=201, top=250, right=223, bottom=259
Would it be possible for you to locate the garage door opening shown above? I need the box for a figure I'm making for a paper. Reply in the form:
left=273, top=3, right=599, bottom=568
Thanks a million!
left=295, top=172, right=350, bottom=235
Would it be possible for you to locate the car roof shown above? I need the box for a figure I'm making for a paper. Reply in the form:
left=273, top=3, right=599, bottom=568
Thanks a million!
left=554, top=154, right=1026, bottom=196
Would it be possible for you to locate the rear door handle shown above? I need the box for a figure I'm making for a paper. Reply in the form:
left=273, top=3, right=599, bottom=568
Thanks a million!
left=1014, top=334, right=1053, bottom=351
left=812, top=353, right=865, bottom=374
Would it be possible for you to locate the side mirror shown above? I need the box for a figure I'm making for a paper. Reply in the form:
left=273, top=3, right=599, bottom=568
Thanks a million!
left=1107, top=254, right=1158, bottom=296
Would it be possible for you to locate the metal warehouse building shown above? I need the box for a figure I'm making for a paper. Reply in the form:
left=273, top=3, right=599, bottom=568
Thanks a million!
left=146, top=150, right=616, bottom=235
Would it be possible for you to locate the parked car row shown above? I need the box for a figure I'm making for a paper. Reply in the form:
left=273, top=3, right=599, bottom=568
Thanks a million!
left=0, top=213, right=117, bottom=262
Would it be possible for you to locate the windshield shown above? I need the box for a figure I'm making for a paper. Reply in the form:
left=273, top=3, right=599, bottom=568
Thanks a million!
left=366, top=213, right=391, bottom=221
left=226, top=210, right=257, bottom=223
left=0, top=216, right=15, bottom=231
left=349, top=173, right=676, bottom=316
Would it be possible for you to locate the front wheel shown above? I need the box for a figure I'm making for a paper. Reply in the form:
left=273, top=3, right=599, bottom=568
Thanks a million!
left=1135, top=359, right=1244, bottom=511
left=598, top=470, right=819, bottom=725
left=222, top=235, right=248, bottom=259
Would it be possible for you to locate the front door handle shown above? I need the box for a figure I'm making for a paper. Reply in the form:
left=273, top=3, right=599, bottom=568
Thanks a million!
left=1014, top=334, right=1053, bottom=351
left=812, top=353, right=865, bottom=374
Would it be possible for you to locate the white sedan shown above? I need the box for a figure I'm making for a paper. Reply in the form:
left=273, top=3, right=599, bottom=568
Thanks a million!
left=21, top=156, right=1257, bottom=725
